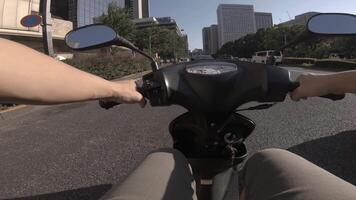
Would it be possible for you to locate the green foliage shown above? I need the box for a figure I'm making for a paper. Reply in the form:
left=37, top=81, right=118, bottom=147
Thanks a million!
left=282, top=57, right=317, bottom=65
left=65, top=53, right=150, bottom=80
left=98, top=2, right=137, bottom=41
left=135, top=26, right=187, bottom=59
left=97, top=2, right=187, bottom=59
left=314, top=59, right=356, bottom=69
left=216, top=24, right=356, bottom=59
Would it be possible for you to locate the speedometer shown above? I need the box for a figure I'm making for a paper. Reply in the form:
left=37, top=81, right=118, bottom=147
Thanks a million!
left=186, top=62, right=238, bottom=75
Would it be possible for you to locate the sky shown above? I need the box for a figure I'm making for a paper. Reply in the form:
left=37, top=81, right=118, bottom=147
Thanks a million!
left=150, top=0, right=356, bottom=50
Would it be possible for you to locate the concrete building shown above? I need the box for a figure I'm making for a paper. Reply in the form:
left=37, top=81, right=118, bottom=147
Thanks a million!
left=156, top=17, right=183, bottom=36
left=255, top=12, right=273, bottom=31
left=202, top=25, right=219, bottom=55
left=217, top=4, right=273, bottom=48
left=217, top=4, right=257, bottom=48
left=280, top=12, right=319, bottom=27
left=0, top=0, right=73, bottom=52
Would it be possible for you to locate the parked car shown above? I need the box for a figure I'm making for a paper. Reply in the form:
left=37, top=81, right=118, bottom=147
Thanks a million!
left=252, top=50, right=283, bottom=65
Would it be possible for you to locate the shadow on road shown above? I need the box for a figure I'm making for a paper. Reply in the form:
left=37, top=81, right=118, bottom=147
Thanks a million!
left=288, top=130, right=356, bottom=185
left=5, top=184, right=112, bottom=200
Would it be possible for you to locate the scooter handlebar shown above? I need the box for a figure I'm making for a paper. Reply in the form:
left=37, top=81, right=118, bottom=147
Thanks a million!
left=99, top=80, right=144, bottom=110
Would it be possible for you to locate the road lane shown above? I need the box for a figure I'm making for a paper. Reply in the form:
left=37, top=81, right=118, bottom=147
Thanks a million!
left=1, top=67, right=356, bottom=199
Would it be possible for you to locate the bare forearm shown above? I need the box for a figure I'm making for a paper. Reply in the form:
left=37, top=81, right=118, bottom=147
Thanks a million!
left=0, top=38, right=114, bottom=105
left=324, top=71, right=356, bottom=94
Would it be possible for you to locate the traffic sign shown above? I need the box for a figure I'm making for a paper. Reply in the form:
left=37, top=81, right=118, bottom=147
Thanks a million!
left=20, top=15, right=42, bottom=28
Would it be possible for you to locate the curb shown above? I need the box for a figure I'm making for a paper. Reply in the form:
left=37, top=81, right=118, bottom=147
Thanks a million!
left=0, top=105, right=27, bottom=114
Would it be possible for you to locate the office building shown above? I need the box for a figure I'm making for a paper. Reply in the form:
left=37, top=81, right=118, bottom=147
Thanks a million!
left=255, top=12, right=273, bottom=30
left=142, top=0, right=149, bottom=18
left=75, top=0, right=125, bottom=27
left=202, top=24, right=219, bottom=55
left=280, top=12, right=319, bottom=27
left=202, top=27, right=211, bottom=54
left=125, top=0, right=148, bottom=19
left=217, top=4, right=257, bottom=48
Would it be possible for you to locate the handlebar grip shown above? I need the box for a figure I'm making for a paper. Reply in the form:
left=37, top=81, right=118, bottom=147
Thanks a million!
left=99, top=101, right=121, bottom=110
left=99, top=79, right=145, bottom=110
left=289, top=81, right=345, bottom=101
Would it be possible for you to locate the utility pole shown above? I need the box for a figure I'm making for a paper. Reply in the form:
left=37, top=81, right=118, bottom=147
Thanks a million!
left=41, top=0, right=54, bottom=57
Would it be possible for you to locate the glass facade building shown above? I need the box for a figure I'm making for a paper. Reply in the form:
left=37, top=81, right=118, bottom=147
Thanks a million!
left=76, top=0, right=125, bottom=27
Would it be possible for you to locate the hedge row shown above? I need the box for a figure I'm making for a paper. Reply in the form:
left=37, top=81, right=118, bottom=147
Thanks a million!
left=64, top=53, right=151, bottom=80
left=282, top=57, right=317, bottom=65
left=283, top=57, right=356, bottom=69
left=314, top=59, right=356, bottom=69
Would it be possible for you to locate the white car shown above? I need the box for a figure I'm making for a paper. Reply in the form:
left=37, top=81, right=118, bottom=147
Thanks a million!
left=252, top=50, right=283, bottom=65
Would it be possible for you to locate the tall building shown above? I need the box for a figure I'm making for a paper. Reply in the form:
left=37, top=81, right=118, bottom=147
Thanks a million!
left=125, top=0, right=148, bottom=19
left=217, top=4, right=256, bottom=48
left=255, top=12, right=273, bottom=31
left=209, top=25, right=219, bottom=55
left=202, top=27, right=211, bottom=55
left=75, top=0, right=125, bottom=27
left=280, top=12, right=319, bottom=27
left=202, top=25, right=219, bottom=55
left=142, top=0, right=149, bottom=18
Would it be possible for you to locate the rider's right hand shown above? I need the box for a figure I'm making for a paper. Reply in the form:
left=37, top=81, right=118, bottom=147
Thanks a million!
left=290, top=74, right=331, bottom=101
left=108, top=79, right=146, bottom=107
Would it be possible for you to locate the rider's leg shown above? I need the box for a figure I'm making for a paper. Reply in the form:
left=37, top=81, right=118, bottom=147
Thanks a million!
left=101, top=148, right=197, bottom=200
left=242, top=148, right=356, bottom=200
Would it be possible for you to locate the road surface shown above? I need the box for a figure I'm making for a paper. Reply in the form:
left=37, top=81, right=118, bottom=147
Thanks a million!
left=1, top=67, right=356, bottom=199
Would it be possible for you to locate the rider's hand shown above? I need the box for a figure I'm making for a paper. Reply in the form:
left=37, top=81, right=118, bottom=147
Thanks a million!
left=109, top=79, right=146, bottom=107
left=290, top=74, right=331, bottom=101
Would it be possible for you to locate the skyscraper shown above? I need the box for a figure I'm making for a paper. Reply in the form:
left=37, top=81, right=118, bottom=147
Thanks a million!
left=142, top=0, right=149, bottom=18
left=255, top=12, right=273, bottom=31
left=126, top=0, right=148, bottom=19
left=75, top=0, right=125, bottom=27
left=202, top=25, right=219, bottom=55
left=202, top=27, right=211, bottom=55
left=217, top=4, right=256, bottom=48
left=209, top=25, right=219, bottom=55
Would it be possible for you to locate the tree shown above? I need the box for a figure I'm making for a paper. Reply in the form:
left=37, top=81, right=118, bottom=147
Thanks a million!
left=98, top=2, right=137, bottom=41
left=135, top=26, right=187, bottom=59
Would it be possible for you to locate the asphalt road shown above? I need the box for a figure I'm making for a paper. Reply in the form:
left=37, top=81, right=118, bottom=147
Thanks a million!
left=1, top=67, right=356, bottom=199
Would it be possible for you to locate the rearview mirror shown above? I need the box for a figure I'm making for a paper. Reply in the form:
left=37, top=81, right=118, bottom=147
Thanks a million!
left=308, top=13, right=356, bottom=35
left=65, top=24, right=118, bottom=50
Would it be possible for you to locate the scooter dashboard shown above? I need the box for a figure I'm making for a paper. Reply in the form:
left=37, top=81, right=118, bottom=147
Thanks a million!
left=185, top=62, right=238, bottom=75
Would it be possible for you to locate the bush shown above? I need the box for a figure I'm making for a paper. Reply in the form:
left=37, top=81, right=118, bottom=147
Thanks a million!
left=314, top=59, right=356, bottom=69
left=64, top=52, right=151, bottom=80
left=282, top=57, right=316, bottom=65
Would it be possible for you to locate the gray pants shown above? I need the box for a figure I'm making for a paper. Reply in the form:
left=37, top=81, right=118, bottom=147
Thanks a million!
left=101, top=148, right=197, bottom=200
left=243, top=148, right=356, bottom=200
left=102, top=148, right=356, bottom=200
